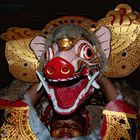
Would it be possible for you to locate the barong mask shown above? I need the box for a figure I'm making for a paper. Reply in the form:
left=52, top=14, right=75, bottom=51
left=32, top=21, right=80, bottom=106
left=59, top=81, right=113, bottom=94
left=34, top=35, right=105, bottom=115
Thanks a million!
left=30, top=19, right=111, bottom=115
left=1, top=4, right=140, bottom=115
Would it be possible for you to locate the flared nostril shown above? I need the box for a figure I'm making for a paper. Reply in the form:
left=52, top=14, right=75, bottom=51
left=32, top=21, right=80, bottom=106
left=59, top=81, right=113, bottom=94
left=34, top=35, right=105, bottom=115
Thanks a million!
left=61, top=66, right=70, bottom=74
left=44, top=57, right=74, bottom=79
left=46, top=66, right=55, bottom=75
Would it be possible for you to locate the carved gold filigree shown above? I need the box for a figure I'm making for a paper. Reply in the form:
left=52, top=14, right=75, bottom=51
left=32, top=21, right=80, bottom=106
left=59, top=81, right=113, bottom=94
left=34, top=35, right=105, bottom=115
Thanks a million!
left=0, top=106, right=37, bottom=140
left=1, top=28, right=40, bottom=82
left=103, top=110, right=136, bottom=140
left=97, top=4, right=140, bottom=77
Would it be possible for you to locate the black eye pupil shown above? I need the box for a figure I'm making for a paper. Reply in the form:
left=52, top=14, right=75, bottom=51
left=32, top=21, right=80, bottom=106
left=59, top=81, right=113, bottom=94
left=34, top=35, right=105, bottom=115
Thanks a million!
left=87, top=48, right=92, bottom=57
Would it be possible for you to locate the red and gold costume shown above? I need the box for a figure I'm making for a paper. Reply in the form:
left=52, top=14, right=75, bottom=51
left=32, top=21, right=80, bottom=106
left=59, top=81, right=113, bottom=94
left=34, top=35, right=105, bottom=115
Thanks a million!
left=0, top=4, right=139, bottom=140
left=0, top=99, right=37, bottom=140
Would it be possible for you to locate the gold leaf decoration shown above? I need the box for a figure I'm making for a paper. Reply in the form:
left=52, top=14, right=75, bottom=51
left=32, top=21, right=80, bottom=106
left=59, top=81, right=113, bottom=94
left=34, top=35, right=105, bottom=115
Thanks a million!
left=0, top=106, right=37, bottom=140
left=97, top=4, right=140, bottom=77
left=102, top=110, right=136, bottom=140
left=1, top=28, right=41, bottom=82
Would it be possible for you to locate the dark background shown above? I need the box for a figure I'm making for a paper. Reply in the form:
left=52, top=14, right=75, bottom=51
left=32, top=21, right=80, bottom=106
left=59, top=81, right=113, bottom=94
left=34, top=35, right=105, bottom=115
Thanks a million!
left=0, top=0, right=140, bottom=90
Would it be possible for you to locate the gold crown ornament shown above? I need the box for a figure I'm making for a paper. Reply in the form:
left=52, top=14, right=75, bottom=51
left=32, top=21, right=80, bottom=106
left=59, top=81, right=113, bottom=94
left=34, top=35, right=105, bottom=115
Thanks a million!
left=0, top=16, right=97, bottom=82
left=1, top=27, right=41, bottom=82
left=97, top=4, right=140, bottom=77
left=1, top=4, right=140, bottom=82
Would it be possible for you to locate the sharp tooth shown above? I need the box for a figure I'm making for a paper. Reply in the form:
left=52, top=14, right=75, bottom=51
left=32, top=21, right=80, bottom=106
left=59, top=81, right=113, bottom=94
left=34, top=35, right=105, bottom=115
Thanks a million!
left=53, top=79, right=58, bottom=82
left=36, top=82, right=42, bottom=92
left=61, top=79, right=66, bottom=81
left=78, top=95, right=82, bottom=99
left=92, top=80, right=100, bottom=89
left=69, top=77, right=73, bottom=80
left=36, top=77, right=46, bottom=92
left=48, top=79, right=52, bottom=82
left=36, top=71, right=51, bottom=94
left=87, top=75, right=91, bottom=80
left=74, top=76, right=77, bottom=79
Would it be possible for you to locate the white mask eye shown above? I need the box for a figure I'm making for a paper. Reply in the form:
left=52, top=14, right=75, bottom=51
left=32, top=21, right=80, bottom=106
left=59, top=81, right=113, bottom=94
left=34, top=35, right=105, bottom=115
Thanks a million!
left=79, top=44, right=94, bottom=60
left=45, top=43, right=58, bottom=61
left=75, top=40, right=95, bottom=61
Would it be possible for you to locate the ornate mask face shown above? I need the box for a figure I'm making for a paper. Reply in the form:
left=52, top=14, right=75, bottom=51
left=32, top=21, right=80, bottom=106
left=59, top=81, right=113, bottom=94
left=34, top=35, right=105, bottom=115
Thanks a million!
left=2, top=5, right=140, bottom=85
left=44, top=38, right=99, bottom=80
left=1, top=4, right=140, bottom=116
left=30, top=20, right=111, bottom=115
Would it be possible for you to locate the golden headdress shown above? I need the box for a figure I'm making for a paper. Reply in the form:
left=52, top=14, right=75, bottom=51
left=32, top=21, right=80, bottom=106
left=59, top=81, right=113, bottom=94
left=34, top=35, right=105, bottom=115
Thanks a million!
left=0, top=16, right=96, bottom=82
left=97, top=4, right=140, bottom=77
left=1, top=4, right=140, bottom=82
left=0, top=27, right=40, bottom=82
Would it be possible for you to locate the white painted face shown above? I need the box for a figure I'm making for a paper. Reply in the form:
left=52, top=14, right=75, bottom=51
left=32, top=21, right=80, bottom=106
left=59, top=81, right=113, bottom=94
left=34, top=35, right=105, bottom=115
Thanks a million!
left=31, top=26, right=111, bottom=115
left=36, top=39, right=100, bottom=115
left=44, top=39, right=98, bottom=75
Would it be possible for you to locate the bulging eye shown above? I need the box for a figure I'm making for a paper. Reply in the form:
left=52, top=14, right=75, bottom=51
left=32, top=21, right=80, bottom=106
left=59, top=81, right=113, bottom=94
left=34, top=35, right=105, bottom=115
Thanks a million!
left=78, top=44, right=94, bottom=60
left=45, top=43, right=58, bottom=61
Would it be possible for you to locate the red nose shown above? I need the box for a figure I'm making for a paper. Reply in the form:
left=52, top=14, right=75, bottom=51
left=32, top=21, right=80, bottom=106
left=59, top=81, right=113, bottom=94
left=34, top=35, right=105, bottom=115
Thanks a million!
left=44, top=57, right=74, bottom=79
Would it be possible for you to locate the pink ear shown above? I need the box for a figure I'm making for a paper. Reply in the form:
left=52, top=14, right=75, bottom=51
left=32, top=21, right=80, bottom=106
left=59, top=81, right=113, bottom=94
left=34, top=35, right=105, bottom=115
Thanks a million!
left=30, top=35, right=46, bottom=60
left=95, top=26, right=111, bottom=59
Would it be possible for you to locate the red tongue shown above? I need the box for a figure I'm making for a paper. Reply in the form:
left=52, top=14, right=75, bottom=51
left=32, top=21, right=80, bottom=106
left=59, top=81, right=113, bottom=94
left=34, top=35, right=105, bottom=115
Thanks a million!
left=52, top=79, right=88, bottom=109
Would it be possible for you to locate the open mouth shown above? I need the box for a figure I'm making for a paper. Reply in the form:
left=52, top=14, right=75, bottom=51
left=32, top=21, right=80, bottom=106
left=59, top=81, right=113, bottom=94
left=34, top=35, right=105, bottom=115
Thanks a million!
left=36, top=70, right=99, bottom=115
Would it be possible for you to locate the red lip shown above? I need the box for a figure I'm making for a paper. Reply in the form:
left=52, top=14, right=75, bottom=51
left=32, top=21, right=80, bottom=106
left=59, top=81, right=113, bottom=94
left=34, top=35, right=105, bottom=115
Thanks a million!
left=46, top=66, right=97, bottom=115
left=47, top=76, right=94, bottom=115
left=52, top=78, right=88, bottom=109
